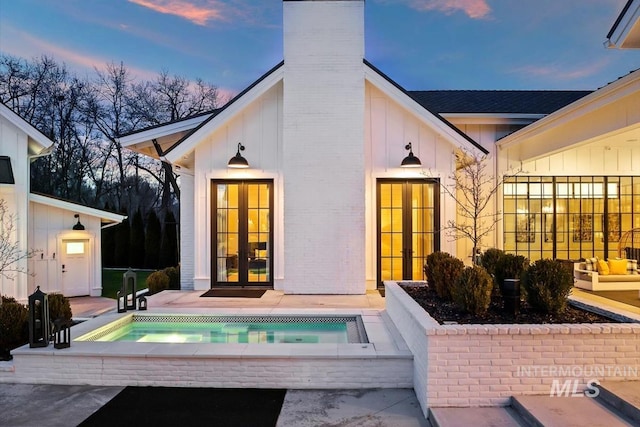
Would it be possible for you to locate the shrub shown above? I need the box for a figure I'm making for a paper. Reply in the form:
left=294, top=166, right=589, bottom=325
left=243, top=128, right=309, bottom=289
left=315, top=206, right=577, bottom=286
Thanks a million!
left=162, top=266, right=180, bottom=290
left=425, top=251, right=464, bottom=300
left=495, top=254, right=529, bottom=294
left=1, top=295, right=18, bottom=305
left=0, top=299, right=29, bottom=352
left=146, top=270, right=170, bottom=295
left=522, top=259, right=573, bottom=314
left=451, top=265, right=494, bottom=316
left=479, top=248, right=504, bottom=279
left=48, top=293, right=72, bottom=321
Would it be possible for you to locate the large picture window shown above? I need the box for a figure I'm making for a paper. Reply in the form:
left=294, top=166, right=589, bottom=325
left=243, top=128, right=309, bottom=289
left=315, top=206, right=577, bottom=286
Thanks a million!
left=503, top=176, right=640, bottom=261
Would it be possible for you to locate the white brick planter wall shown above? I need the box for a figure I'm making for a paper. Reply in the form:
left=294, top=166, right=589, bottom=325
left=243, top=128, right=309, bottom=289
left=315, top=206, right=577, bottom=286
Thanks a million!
left=0, top=352, right=412, bottom=389
left=385, top=281, right=640, bottom=415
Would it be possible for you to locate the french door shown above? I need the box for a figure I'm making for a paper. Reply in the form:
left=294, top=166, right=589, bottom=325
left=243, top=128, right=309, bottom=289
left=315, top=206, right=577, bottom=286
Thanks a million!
left=211, top=180, right=273, bottom=287
left=377, top=179, right=440, bottom=285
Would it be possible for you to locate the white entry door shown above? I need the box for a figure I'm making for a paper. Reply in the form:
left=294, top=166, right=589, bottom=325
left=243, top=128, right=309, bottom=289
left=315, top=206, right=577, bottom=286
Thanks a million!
left=61, top=239, right=90, bottom=297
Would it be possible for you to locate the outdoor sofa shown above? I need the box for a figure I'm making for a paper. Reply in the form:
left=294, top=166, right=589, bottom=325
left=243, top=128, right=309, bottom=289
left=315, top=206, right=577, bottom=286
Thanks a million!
left=574, top=257, right=640, bottom=291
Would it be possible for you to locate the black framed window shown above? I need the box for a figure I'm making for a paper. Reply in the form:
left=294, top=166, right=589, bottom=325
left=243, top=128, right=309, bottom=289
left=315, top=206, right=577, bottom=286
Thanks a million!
left=0, top=156, right=15, bottom=184
left=503, top=176, right=639, bottom=261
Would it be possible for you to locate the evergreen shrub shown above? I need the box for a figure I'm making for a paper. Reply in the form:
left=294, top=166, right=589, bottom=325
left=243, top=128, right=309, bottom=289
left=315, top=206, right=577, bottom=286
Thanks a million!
left=522, top=259, right=573, bottom=314
left=0, top=298, right=29, bottom=353
left=162, top=266, right=180, bottom=290
left=451, top=265, right=493, bottom=315
left=48, top=293, right=72, bottom=321
left=146, top=271, right=170, bottom=295
left=425, top=251, right=464, bottom=300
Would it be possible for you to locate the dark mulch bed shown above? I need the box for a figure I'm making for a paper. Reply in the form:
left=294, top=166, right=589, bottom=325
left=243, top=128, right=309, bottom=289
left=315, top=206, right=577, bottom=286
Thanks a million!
left=401, top=284, right=615, bottom=324
left=79, top=386, right=286, bottom=427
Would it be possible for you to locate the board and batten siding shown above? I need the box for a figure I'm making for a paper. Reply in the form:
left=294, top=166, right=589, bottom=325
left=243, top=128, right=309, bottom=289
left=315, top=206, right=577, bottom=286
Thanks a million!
left=190, top=82, right=283, bottom=291
left=0, top=114, right=30, bottom=300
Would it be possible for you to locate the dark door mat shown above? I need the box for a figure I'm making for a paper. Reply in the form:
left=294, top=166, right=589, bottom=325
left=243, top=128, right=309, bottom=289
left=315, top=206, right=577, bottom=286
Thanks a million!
left=79, top=386, right=286, bottom=427
left=201, top=289, right=267, bottom=298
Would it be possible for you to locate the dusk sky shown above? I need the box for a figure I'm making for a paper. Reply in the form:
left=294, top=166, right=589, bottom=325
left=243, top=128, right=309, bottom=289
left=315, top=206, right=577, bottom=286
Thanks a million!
left=1, top=0, right=639, bottom=99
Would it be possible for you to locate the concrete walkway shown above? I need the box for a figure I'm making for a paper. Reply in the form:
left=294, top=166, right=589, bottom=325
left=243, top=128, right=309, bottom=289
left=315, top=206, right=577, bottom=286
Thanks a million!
left=68, top=289, right=386, bottom=320
left=0, top=384, right=429, bottom=427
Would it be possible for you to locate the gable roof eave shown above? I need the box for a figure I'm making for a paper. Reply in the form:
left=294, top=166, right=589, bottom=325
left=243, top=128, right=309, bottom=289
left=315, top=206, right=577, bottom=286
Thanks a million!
left=164, top=62, right=285, bottom=164
left=363, top=60, right=488, bottom=155
left=606, top=0, right=640, bottom=48
left=497, top=68, right=640, bottom=150
left=29, top=193, right=127, bottom=224
left=118, top=112, right=214, bottom=157
left=0, top=102, right=54, bottom=154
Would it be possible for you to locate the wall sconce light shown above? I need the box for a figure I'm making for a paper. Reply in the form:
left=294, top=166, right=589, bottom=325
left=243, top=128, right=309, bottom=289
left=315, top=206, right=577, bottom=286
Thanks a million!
left=228, top=143, right=249, bottom=168
left=72, top=214, right=85, bottom=230
left=401, top=142, right=422, bottom=168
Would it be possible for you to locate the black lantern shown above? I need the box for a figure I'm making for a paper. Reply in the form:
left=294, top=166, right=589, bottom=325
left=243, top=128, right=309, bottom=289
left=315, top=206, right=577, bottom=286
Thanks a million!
left=116, top=289, right=126, bottom=313
left=123, top=268, right=137, bottom=311
left=28, top=286, right=50, bottom=348
left=138, top=295, right=148, bottom=311
left=53, top=319, right=71, bottom=349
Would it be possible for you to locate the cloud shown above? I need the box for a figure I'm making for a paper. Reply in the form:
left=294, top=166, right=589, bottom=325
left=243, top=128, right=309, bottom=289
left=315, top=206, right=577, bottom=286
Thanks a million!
left=405, top=0, right=491, bottom=19
left=128, top=0, right=226, bottom=26
left=1, top=24, right=158, bottom=81
left=511, top=58, right=612, bottom=81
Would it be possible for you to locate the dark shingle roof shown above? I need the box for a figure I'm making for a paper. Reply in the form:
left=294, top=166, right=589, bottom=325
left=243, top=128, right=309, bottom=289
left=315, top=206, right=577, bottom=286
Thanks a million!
left=408, top=90, right=592, bottom=115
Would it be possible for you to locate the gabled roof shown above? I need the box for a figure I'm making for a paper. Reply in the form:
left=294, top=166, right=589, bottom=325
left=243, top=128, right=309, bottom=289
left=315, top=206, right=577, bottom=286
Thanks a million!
left=497, top=68, right=640, bottom=160
left=120, top=62, right=284, bottom=162
left=363, top=60, right=488, bottom=155
left=29, top=193, right=126, bottom=225
left=0, top=101, right=54, bottom=155
left=164, top=61, right=284, bottom=162
left=606, top=0, right=640, bottom=48
left=409, top=90, right=591, bottom=115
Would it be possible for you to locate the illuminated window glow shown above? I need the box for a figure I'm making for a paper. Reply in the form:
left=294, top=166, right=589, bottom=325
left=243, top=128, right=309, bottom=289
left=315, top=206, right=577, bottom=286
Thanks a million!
left=66, top=241, right=85, bottom=255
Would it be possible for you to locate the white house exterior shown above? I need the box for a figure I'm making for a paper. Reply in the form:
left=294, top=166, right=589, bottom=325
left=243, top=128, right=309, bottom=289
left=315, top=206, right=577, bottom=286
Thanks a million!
left=121, top=0, right=640, bottom=295
left=0, top=102, right=125, bottom=301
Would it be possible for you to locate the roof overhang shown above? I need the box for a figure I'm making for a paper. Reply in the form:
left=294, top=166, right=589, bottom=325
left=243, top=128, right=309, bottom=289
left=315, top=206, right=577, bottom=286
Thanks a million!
left=606, top=0, right=640, bottom=48
left=29, top=193, right=127, bottom=225
left=118, top=114, right=212, bottom=160
left=363, top=61, right=488, bottom=155
left=164, top=63, right=285, bottom=164
left=498, top=69, right=640, bottom=161
left=0, top=102, right=54, bottom=155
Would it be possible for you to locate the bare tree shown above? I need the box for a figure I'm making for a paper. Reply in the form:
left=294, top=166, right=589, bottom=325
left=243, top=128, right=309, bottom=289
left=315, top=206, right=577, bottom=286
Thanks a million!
left=434, top=149, right=518, bottom=264
left=0, top=200, right=34, bottom=280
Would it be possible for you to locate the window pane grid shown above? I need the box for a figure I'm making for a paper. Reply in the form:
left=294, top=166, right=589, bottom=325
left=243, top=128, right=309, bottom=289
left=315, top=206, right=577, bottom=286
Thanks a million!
left=503, top=176, right=640, bottom=261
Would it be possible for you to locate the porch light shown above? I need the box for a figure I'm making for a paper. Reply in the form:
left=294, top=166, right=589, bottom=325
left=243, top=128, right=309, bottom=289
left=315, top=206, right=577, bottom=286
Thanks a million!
left=72, top=214, right=85, bottom=230
left=228, top=143, right=249, bottom=168
left=400, top=143, right=421, bottom=168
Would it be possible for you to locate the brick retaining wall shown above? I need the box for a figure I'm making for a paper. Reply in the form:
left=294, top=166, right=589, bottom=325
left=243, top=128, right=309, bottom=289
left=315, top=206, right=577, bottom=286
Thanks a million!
left=385, top=281, right=640, bottom=414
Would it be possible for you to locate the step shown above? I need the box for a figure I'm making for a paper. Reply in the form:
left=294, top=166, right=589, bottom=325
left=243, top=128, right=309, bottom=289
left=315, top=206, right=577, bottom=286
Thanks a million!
left=428, top=407, right=526, bottom=427
left=596, top=381, right=640, bottom=425
left=512, top=394, right=635, bottom=427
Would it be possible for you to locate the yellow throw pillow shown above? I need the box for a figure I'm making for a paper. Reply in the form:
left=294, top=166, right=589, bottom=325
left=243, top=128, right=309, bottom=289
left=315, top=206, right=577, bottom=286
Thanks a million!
left=597, top=259, right=610, bottom=275
left=608, top=258, right=627, bottom=275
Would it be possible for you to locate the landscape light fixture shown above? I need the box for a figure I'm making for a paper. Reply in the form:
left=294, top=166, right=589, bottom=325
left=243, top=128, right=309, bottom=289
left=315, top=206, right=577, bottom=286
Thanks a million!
left=228, top=143, right=249, bottom=168
left=400, top=142, right=421, bottom=168
left=72, top=214, right=85, bottom=230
